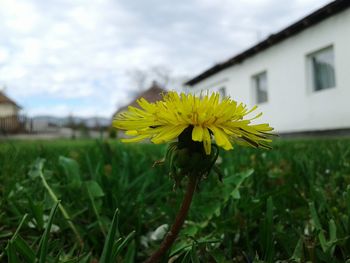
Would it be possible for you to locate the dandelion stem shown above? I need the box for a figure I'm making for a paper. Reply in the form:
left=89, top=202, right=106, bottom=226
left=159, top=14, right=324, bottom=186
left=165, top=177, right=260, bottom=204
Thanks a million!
left=144, top=175, right=198, bottom=263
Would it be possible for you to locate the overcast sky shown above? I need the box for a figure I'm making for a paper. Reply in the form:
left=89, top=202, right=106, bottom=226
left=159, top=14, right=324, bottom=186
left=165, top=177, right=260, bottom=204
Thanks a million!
left=0, top=0, right=332, bottom=118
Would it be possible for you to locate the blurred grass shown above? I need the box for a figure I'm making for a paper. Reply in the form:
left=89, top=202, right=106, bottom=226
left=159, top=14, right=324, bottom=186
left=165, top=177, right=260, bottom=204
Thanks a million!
left=0, top=137, right=350, bottom=262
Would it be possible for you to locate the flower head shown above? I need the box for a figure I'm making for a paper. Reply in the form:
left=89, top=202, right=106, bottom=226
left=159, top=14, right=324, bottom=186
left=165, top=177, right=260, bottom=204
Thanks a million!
left=113, top=91, right=274, bottom=155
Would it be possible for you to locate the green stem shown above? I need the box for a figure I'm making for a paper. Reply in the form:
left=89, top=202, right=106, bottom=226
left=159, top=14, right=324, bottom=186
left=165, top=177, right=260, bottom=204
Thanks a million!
left=144, top=175, right=198, bottom=263
left=87, top=187, right=106, bottom=236
left=39, top=169, right=83, bottom=247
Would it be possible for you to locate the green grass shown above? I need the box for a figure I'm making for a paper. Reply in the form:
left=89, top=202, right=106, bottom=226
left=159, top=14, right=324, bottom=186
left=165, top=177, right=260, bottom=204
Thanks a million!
left=0, top=138, right=350, bottom=262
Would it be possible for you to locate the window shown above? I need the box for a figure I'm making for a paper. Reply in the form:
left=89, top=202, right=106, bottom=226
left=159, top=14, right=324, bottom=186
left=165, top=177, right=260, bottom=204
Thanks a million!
left=309, top=46, right=336, bottom=91
left=253, top=71, right=268, bottom=104
left=218, top=87, right=226, bottom=98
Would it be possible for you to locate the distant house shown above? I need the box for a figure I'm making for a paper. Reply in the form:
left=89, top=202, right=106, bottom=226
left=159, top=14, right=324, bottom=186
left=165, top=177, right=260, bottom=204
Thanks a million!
left=114, top=81, right=166, bottom=116
left=0, top=90, right=25, bottom=133
left=185, top=0, right=350, bottom=135
left=0, top=91, right=21, bottom=118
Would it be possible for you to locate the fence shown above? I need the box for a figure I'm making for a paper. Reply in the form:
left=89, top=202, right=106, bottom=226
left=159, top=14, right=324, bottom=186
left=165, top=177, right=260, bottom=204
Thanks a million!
left=0, top=115, right=30, bottom=134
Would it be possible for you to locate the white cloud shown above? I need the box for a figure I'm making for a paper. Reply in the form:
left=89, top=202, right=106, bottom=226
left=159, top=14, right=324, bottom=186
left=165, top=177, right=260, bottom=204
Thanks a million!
left=1, top=0, right=40, bottom=33
left=0, top=65, right=28, bottom=80
left=0, top=47, right=10, bottom=63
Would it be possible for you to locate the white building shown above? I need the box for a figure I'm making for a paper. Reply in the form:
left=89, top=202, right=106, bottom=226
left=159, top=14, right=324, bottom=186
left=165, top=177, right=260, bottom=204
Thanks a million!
left=185, top=0, right=350, bottom=134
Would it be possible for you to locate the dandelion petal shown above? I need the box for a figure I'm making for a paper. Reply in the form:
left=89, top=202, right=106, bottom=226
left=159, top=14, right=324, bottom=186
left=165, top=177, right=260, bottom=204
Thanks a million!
left=192, top=126, right=203, bottom=142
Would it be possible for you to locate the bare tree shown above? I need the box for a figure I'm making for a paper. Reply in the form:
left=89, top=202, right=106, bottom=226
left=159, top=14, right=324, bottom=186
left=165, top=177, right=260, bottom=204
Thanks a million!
left=127, top=65, right=190, bottom=92
left=150, top=66, right=172, bottom=88
left=126, top=68, right=148, bottom=91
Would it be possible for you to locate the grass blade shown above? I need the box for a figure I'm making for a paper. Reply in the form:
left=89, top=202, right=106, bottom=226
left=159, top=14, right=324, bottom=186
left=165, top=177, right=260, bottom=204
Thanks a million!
left=38, top=201, right=59, bottom=263
left=7, top=241, right=21, bottom=263
left=123, top=240, right=136, bottom=263
left=112, top=230, right=136, bottom=260
left=86, top=180, right=106, bottom=236
left=2, top=214, right=29, bottom=262
left=37, top=159, right=83, bottom=246
left=263, top=196, right=274, bottom=262
left=11, top=235, right=36, bottom=263
left=290, top=238, right=303, bottom=262
left=309, top=201, right=327, bottom=252
left=100, top=208, right=119, bottom=263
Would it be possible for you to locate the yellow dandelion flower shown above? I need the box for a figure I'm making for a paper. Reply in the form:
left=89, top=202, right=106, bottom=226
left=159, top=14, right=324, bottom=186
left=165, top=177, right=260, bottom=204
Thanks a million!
left=113, top=91, right=274, bottom=155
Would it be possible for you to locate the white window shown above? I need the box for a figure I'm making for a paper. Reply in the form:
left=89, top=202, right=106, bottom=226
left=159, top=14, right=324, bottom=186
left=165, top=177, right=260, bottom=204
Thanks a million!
left=253, top=71, right=268, bottom=104
left=309, top=46, right=336, bottom=91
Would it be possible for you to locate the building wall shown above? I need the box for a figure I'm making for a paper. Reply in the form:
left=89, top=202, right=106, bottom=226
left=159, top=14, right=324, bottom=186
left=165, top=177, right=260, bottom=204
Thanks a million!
left=190, top=8, right=350, bottom=133
left=0, top=104, right=19, bottom=117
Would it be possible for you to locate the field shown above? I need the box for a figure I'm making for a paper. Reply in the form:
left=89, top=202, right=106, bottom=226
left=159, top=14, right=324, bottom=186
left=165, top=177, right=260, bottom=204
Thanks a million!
left=0, top=138, right=350, bottom=262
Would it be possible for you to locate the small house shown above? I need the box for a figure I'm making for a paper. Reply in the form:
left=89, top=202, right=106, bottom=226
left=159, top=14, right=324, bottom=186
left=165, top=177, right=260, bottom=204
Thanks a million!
left=0, top=90, right=23, bottom=133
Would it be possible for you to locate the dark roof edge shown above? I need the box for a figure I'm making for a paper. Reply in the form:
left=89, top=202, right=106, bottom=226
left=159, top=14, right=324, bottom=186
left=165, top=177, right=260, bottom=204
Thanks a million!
left=185, top=0, right=350, bottom=86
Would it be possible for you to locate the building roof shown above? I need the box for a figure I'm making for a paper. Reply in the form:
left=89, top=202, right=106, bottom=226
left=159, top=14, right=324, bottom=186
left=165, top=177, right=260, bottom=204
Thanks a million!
left=114, top=81, right=166, bottom=115
left=185, top=0, right=350, bottom=86
left=0, top=91, right=21, bottom=108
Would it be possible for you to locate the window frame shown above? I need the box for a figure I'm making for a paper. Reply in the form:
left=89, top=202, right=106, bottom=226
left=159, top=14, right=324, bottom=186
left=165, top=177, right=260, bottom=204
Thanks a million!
left=252, top=71, right=268, bottom=104
left=307, top=45, right=336, bottom=93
